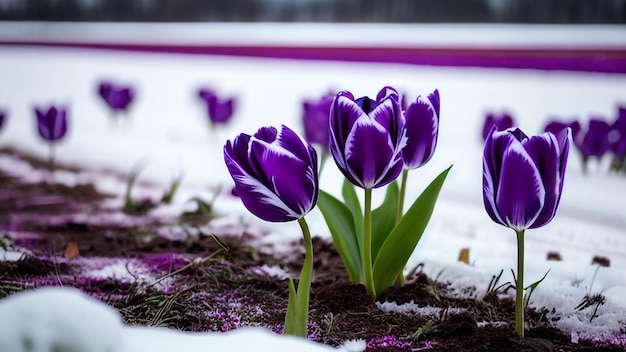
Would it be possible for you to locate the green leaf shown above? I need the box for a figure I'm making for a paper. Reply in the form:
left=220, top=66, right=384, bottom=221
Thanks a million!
left=318, top=190, right=362, bottom=283
left=283, top=278, right=298, bottom=336
left=371, top=181, right=399, bottom=262
left=525, top=269, right=550, bottom=292
left=342, top=179, right=363, bottom=258
left=372, top=166, right=452, bottom=297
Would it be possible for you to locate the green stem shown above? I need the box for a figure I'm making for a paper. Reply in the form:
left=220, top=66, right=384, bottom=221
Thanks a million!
left=49, top=143, right=56, bottom=172
left=295, top=217, right=314, bottom=337
left=396, top=169, right=408, bottom=223
left=515, top=229, right=525, bottom=338
left=363, top=188, right=376, bottom=299
left=393, top=169, right=409, bottom=287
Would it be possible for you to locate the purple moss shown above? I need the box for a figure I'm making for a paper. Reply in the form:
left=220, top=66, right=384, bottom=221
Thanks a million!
left=592, top=334, right=626, bottom=346
left=143, top=252, right=189, bottom=272
left=367, top=335, right=413, bottom=350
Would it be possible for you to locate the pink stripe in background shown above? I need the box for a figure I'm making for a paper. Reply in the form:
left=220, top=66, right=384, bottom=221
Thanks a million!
left=2, top=41, right=625, bottom=74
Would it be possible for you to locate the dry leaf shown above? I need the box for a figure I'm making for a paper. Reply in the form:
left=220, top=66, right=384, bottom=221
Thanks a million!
left=65, top=241, right=80, bottom=259
left=457, top=248, right=469, bottom=264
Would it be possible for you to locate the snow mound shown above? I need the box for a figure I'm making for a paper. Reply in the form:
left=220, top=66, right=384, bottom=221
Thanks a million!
left=0, top=287, right=343, bottom=352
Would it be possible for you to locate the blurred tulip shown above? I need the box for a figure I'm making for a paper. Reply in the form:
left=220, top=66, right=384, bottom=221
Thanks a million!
left=199, top=88, right=236, bottom=125
left=482, top=111, right=515, bottom=141
left=0, top=109, right=6, bottom=132
left=544, top=119, right=581, bottom=142
left=580, top=118, right=611, bottom=159
left=329, top=86, right=406, bottom=189
left=401, top=89, right=440, bottom=170
left=609, top=106, right=626, bottom=171
left=98, top=81, right=134, bottom=112
left=302, top=93, right=333, bottom=148
left=35, top=105, right=67, bottom=142
left=224, top=125, right=318, bottom=222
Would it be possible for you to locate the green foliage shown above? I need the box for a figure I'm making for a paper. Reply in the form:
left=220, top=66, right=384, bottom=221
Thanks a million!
left=318, top=191, right=362, bottom=283
left=318, top=166, right=452, bottom=299
left=372, top=166, right=452, bottom=295
left=524, top=269, right=550, bottom=309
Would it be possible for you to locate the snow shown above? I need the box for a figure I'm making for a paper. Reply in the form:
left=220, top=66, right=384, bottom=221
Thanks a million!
left=0, top=287, right=340, bottom=352
left=1, top=22, right=626, bottom=350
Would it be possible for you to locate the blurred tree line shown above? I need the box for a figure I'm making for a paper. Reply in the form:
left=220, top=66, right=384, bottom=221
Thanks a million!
left=0, top=0, right=624, bottom=23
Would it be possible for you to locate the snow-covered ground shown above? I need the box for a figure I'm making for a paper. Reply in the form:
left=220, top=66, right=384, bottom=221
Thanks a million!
left=0, top=22, right=625, bottom=351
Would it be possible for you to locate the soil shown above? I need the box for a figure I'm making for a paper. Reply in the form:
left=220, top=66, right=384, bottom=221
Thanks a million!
left=0, top=147, right=623, bottom=352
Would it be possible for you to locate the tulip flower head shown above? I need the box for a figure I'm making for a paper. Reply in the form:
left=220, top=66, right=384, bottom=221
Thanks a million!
left=329, top=87, right=407, bottom=189
left=302, top=93, right=334, bottom=148
left=0, top=109, right=6, bottom=132
left=224, top=125, right=318, bottom=222
left=199, top=88, right=236, bottom=125
left=580, top=118, right=611, bottom=159
left=544, top=119, right=581, bottom=142
left=483, top=127, right=570, bottom=231
left=482, top=111, right=515, bottom=141
left=35, top=105, right=68, bottom=172
left=98, top=82, right=134, bottom=112
left=35, top=105, right=68, bottom=143
left=401, top=89, right=440, bottom=170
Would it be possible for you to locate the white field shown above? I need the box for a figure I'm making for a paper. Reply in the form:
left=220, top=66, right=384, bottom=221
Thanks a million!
left=0, top=22, right=625, bottom=351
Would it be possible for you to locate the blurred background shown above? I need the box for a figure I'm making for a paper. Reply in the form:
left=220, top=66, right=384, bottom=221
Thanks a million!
left=0, top=0, right=625, bottom=23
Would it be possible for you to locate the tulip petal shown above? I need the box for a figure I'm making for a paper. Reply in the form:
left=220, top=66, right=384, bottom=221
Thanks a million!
left=402, top=94, right=439, bottom=169
left=370, top=96, right=403, bottom=146
left=375, top=86, right=399, bottom=102
left=329, top=92, right=363, bottom=181
left=225, top=138, right=300, bottom=222
left=483, top=128, right=510, bottom=225
left=496, top=142, right=545, bottom=231
left=524, top=129, right=570, bottom=228
left=344, top=119, right=395, bottom=188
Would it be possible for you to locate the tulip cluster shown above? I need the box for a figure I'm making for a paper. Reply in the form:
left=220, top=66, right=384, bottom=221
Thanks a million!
left=223, top=85, right=449, bottom=338
left=320, top=86, right=450, bottom=299
left=544, top=105, right=626, bottom=174
left=483, top=126, right=570, bottom=337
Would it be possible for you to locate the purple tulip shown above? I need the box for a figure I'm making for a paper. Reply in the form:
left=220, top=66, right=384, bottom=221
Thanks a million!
left=98, top=82, right=134, bottom=112
left=483, top=127, right=570, bottom=231
left=224, top=125, right=318, bottom=222
left=482, top=112, right=515, bottom=141
left=580, top=118, right=611, bottom=158
left=302, top=93, right=333, bottom=147
left=329, top=86, right=406, bottom=189
left=199, top=88, right=235, bottom=125
left=544, top=119, right=581, bottom=141
left=401, top=89, right=440, bottom=169
left=0, top=109, right=6, bottom=131
left=35, top=105, right=68, bottom=142
left=610, top=106, right=626, bottom=157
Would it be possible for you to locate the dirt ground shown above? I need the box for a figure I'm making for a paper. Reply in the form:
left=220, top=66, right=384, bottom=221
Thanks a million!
left=0, top=147, right=622, bottom=352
